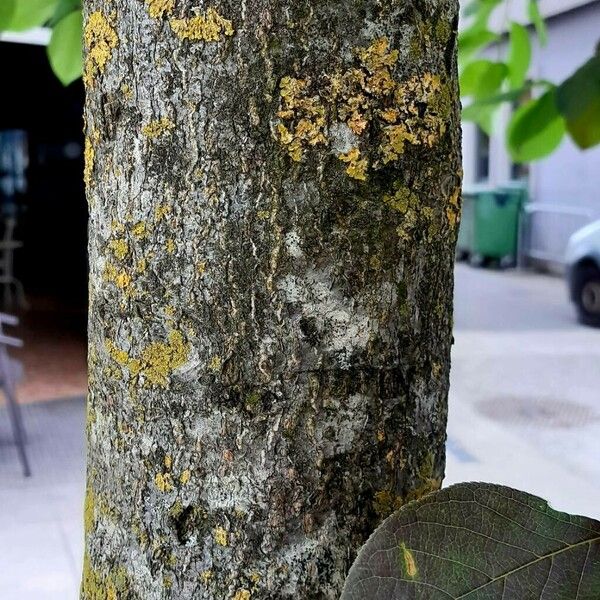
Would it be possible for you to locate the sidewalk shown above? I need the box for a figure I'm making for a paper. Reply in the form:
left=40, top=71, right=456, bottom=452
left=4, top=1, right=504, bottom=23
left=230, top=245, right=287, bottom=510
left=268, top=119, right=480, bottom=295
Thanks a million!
left=0, top=397, right=85, bottom=600
left=447, top=264, right=600, bottom=519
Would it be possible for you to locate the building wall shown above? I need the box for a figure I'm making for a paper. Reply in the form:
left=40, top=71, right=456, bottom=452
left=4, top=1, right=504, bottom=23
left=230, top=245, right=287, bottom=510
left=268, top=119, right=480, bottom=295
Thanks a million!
left=462, top=1, right=600, bottom=264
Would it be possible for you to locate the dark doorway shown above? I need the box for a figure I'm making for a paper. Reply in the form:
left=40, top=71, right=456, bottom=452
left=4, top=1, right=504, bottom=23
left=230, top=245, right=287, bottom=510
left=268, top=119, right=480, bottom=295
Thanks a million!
left=0, top=40, right=87, bottom=403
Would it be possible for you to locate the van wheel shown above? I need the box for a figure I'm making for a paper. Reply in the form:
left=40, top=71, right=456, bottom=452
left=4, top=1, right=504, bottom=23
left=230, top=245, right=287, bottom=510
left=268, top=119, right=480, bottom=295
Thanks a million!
left=574, top=265, right=600, bottom=327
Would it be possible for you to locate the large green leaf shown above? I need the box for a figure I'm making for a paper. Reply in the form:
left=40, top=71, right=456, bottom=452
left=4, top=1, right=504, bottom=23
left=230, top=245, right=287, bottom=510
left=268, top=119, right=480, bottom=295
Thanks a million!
left=47, top=9, right=82, bottom=86
left=342, top=483, right=600, bottom=599
left=507, top=22, right=531, bottom=90
left=460, top=60, right=508, bottom=99
left=528, top=0, right=548, bottom=46
left=2, top=0, right=58, bottom=31
left=458, top=28, right=500, bottom=62
left=507, top=89, right=566, bottom=162
left=556, top=56, right=600, bottom=150
left=0, top=0, right=16, bottom=29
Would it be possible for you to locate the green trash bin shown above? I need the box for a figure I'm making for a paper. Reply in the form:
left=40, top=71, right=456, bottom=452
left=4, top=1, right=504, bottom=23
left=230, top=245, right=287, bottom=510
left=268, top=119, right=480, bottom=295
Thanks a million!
left=472, top=183, right=526, bottom=262
left=456, top=185, right=492, bottom=260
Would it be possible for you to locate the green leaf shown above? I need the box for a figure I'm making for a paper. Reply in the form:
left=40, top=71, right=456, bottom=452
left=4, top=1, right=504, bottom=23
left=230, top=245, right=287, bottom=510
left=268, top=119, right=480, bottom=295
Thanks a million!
left=507, top=22, right=531, bottom=90
left=466, top=83, right=536, bottom=108
left=460, top=60, right=508, bottom=99
left=341, top=483, right=600, bottom=600
left=468, top=0, right=503, bottom=31
left=2, top=0, right=59, bottom=31
left=556, top=55, right=600, bottom=150
left=48, top=0, right=81, bottom=27
left=458, top=28, right=500, bottom=62
left=47, top=9, right=82, bottom=86
left=508, top=89, right=566, bottom=162
left=0, top=0, right=16, bottom=30
left=528, top=0, right=548, bottom=46
left=462, top=102, right=497, bottom=135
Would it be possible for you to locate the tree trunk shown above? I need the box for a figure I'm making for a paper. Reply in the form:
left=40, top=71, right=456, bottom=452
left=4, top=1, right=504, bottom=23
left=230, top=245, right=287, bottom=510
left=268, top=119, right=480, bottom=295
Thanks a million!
left=82, top=0, right=461, bottom=598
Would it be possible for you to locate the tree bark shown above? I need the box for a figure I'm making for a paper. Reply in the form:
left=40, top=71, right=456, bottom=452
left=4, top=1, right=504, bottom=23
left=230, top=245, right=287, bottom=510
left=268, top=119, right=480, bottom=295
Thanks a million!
left=82, top=0, right=461, bottom=598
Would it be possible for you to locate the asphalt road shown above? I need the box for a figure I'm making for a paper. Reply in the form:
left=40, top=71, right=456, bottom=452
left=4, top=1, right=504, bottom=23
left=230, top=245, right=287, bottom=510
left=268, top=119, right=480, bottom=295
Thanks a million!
left=446, top=264, right=600, bottom=519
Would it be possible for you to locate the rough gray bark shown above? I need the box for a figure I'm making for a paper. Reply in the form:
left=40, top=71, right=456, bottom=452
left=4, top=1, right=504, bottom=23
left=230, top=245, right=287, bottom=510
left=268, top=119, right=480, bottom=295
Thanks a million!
left=82, top=0, right=462, bottom=598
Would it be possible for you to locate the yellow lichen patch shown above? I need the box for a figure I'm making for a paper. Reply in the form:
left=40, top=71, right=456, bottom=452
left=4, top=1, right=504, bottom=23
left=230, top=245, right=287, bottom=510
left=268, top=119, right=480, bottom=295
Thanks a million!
left=380, top=73, right=447, bottom=163
left=138, top=330, right=190, bottom=387
left=104, top=263, right=132, bottom=290
left=200, top=570, right=213, bottom=584
left=208, top=355, right=222, bottom=372
left=105, top=339, right=129, bottom=365
left=84, top=138, right=95, bottom=188
left=164, top=455, right=173, bottom=470
left=106, top=330, right=189, bottom=387
left=383, top=184, right=417, bottom=213
left=233, top=590, right=251, bottom=600
left=146, top=0, right=174, bottom=19
left=83, top=11, right=118, bottom=88
left=169, top=8, right=234, bottom=42
left=142, top=117, right=175, bottom=139
left=358, top=36, right=399, bottom=72
left=155, top=472, right=174, bottom=492
left=214, top=526, right=228, bottom=547
left=81, top=555, right=131, bottom=600
left=276, top=76, right=327, bottom=161
left=338, top=147, right=368, bottom=181
left=84, top=127, right=100, bottom=189
left=109, top=238, right=129, bottom=260
left=132, top=221, right=147, bottom=239
left=275, top=37, right=452, bottom=179
left=382, top=183, right=431, bottom=243
left=84, top=486, right=96, bottom=533
left=121, top=82, right=133, bottom=98
left=155, top=204, right=172, bottom=221
left=136, top=258, right=147, bottom=274
left=400, top=543, right=418, bottom=578
left=250, top=572, right=261, bottom=584
left=380, top=124, right=419, bottom=164
left=165, top=238, right=176, bottom=253
left=369, top=255, right=382, bottom=270
left=180, top=469, right=191, bottom=485
left=446, top=186, right=461, bottom=228
left=107, top=583, right=117, bottom=600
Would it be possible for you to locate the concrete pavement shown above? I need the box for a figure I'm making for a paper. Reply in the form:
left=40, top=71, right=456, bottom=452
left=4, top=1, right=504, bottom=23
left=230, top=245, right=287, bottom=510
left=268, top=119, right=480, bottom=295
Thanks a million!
left=446, top=264, right=600, bottom=519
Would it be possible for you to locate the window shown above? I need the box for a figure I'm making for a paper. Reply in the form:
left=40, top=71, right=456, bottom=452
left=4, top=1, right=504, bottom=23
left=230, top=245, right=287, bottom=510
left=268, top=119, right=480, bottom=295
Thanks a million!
left=474, top=126, right=490, bottom=182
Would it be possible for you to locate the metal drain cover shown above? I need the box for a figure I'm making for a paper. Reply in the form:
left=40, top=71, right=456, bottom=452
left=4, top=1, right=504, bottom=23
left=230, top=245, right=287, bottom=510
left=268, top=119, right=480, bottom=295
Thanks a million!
left=475, top=396, right=598, bottom=429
